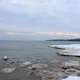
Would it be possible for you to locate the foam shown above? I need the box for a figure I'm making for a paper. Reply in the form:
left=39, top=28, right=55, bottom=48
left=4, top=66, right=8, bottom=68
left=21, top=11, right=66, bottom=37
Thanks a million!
left=50, top=44, right=80, bottom=50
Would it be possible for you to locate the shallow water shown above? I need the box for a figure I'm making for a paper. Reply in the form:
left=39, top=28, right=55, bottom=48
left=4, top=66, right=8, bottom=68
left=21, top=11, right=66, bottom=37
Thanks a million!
left=0, top=40, right=80, bottom=80
left=0, top=40, right=80, bottom=61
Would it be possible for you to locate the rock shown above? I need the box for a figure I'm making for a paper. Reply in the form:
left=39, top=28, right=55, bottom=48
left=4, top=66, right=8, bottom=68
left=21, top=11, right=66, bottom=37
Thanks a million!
left=65, top=68, right=77, bottom=75
left=43, top=70, right=57, bottom=80
left=2, top=68, right=16, bottom=73
left=30, top=70, right=44, bottom=80
left=28, top=67, right=33, bottom=70
left=60, top=61, right=80, bottom=69
left=64, top=61, right=80, bottom=67
left=19, top=61, right=32, bottom=67
left=3, top=56, right=9, bottom=61
left=32, top=64, right=48, bottom=69
left=57, top=72, right=68, bottom=78
left=76, top=71, right=80, bottom=76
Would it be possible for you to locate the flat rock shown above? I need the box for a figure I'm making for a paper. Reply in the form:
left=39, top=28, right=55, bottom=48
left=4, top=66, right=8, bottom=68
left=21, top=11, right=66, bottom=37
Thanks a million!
left=57, top=72, right=68, bottom=78
left=60, top=61, right=80, bottom=69
left=32, top=64, right=48, bottom=69
left=19, top=61, right=32, bottom=67
left=2, top=68, right=16, bottom=73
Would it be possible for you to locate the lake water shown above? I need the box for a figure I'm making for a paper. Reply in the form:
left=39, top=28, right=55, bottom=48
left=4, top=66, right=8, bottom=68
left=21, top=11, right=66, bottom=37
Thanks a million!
left=0, top=40, right=80, bottom=61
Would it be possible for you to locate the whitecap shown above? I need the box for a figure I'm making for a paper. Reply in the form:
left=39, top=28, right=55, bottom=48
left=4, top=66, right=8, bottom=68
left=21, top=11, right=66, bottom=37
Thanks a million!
left=49, top=44, right=80, bottom=50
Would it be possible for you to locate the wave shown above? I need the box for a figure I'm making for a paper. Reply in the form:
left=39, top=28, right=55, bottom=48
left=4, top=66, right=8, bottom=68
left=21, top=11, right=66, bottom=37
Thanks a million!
left=49, top=44, right=80, bottom=56
left=49, top=44, right=80, bottom=50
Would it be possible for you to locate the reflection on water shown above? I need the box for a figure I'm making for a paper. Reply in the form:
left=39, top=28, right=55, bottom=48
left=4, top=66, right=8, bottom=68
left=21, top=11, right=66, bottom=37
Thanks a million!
left=63, top=76, right=80, bottom=80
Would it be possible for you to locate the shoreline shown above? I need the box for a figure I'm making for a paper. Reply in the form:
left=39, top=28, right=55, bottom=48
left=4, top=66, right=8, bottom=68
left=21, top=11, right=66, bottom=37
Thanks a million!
left=0, top=56, right=80, bottom=80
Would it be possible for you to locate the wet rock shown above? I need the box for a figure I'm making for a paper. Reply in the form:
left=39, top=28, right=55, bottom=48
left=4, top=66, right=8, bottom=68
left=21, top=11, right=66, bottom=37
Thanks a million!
left=60, top=61, right=80, bottom=70
left=2, top=67, right=16, bottom=73
left=57, top=72, right=68, bottom=78
left=53, top=68, right=65, bottom=72
left=28, top=67, right=33, bottom=70
left=76, top=71, right=80, bottom=76
left=32, top=64, right=48, bottom=69
left=65, top=68, right=78, bottom=75
left=30, top=70, right=44, bottom=80
left=3, top=56, right=9, bottom=61
left=42, top=70, right=57, bottom=80
left=19, top=61, right=32, bottom=67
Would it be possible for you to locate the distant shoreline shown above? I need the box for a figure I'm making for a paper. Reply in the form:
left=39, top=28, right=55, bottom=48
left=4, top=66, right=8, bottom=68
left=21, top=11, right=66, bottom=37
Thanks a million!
left=46, top=38, right=80, bottom=41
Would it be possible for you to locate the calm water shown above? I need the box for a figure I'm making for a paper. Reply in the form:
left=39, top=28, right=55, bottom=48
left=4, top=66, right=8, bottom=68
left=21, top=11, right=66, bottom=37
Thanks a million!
left=0, top=40, right=80, bottom=61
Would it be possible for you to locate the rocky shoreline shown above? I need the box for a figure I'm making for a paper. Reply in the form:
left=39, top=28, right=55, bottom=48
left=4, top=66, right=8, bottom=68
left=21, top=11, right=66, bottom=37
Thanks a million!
left=0, top=57, right=80, bottom=80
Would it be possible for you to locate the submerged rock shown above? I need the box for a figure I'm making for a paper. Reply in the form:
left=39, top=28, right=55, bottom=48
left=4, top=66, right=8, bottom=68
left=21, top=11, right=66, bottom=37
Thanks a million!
left=32, top=64, right=48, bottom=69
left=19, top=61, right=32, bottom=67
left=60, top=61, right=80, bottom=69
left=65, top=68, right=77, bottom=75
left=2, top=68, right=16, bottom=73
left=57, top=72, right=68, bottom=78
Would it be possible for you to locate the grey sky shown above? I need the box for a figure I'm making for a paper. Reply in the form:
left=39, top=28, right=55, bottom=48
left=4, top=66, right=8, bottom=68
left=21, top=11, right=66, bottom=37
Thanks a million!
left=0, top=0, right=80, bottom=40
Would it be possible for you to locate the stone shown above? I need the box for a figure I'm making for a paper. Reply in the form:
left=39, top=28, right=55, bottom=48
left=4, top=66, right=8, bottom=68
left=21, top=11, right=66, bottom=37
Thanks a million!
left=57, top=72, right=68, bottom=78
left=2, top=68, right=16, bottom=73
left=65, top=68, right=77, bottom=75
left=32, top=64, right=48, bottom=69
left=60, top=61, right=80, bottom=70
left=19, top=61, right=32, bottom=67
left=3, top=56, right=9, bottom=61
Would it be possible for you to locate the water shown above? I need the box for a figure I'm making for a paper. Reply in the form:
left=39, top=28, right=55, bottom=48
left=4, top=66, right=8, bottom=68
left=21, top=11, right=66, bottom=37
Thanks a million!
left=0, top=40, right=80, bottom=61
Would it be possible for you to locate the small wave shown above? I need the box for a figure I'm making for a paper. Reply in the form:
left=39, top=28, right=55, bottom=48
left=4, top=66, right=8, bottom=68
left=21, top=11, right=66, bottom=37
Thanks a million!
left=49, top=44, right=80, bottom=56
left=49, top=44, right=80, bottom=50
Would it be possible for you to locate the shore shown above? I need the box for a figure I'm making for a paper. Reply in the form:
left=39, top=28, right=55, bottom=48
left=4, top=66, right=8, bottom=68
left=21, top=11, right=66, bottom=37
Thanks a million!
left=0, top=56, right=80, bottom=80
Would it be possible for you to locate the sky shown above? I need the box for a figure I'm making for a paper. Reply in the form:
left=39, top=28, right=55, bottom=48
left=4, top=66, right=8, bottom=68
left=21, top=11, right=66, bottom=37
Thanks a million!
left=0, top=0, right=80, bottom=40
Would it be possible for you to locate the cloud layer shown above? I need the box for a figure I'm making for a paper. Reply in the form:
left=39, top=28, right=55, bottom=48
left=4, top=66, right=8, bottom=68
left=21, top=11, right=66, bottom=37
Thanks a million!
left=0, top=0, right=80, bottom=40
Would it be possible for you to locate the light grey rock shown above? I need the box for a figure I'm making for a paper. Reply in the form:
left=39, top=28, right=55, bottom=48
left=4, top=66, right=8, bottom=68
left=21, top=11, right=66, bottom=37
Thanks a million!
left=60, top=61, right=80, bottom=69
left=3, top=56, right=9, bottom=61
left=19, top=61, right=32, bottom=67
left=32, top=64, right=48, bottom=69
left=57, top=72, right=68, bottom=78
left=64, top=61, right=80, bottom=67
left=2, top=67, right=16, bottom=73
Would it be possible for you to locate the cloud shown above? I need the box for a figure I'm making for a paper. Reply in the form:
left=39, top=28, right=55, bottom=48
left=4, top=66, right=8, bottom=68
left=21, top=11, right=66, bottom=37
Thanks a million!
left=0, top=0, right=80, bottom=40
left=7, top=32, right=17, bottom=35
left=0, top=0, right=80, bottom=27
left=30, top=31, right=80, bottom=38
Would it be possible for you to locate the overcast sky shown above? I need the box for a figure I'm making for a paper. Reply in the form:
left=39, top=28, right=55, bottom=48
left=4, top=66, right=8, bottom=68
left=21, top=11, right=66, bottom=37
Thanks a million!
left=0, top=0, right=80, bottom=40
